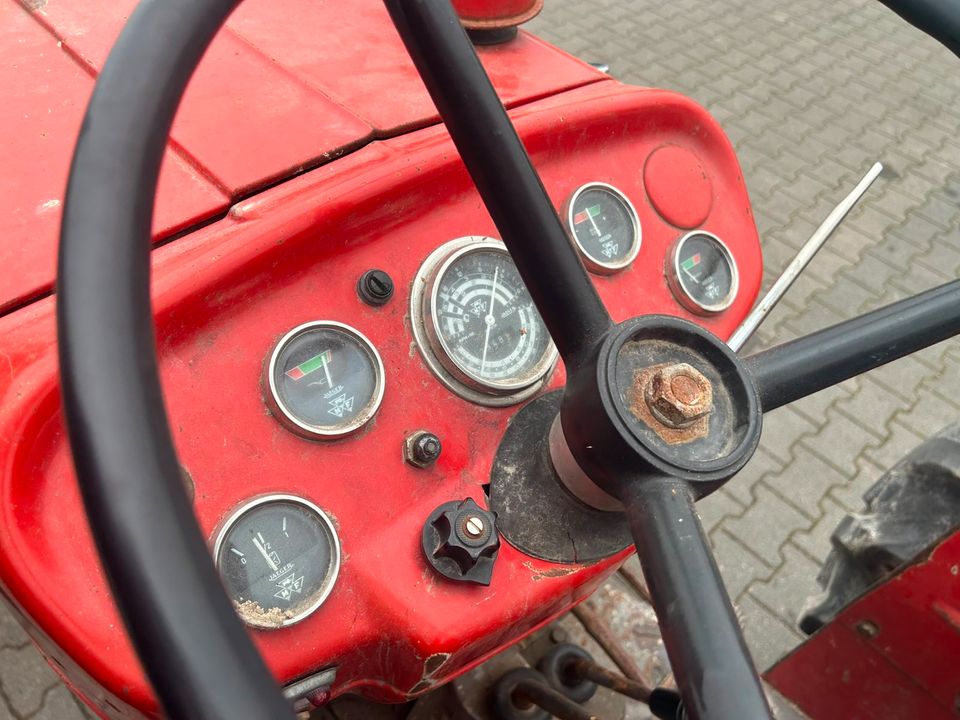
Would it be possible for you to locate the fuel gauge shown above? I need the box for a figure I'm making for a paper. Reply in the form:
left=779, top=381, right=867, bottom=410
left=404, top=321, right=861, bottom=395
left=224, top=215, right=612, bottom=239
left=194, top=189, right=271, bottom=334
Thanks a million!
left=265, top=321, right=385, bottom=439
left=667, top=231, right=739, bottom=314
left=214, top=495, right=341, bottom=629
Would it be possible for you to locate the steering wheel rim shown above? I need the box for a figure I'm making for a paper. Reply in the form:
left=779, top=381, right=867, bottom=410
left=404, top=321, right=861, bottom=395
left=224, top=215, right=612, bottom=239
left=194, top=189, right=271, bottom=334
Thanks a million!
left=57, top=0, right=960, bottom=718
left=57, top=0, right=291, bottom=717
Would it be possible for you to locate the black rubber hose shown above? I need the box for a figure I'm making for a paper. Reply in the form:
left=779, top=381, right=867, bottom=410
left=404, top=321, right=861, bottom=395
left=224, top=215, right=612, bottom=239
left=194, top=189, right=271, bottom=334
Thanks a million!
left=56, top=0, right=292, bottom=717
left=876, top=0, right=960, bottom=58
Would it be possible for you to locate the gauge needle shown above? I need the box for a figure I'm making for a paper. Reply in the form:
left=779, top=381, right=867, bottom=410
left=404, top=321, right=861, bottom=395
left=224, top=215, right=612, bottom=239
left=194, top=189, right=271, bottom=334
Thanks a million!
left=682, top=266, right=701, bottom=284
left=322, top=353, right=334, bottom=389
left=480, top=267, right=500, bottom=375
left=252, top=535, right=279, bottom=572
left=587, top=213, right=602, bottom=238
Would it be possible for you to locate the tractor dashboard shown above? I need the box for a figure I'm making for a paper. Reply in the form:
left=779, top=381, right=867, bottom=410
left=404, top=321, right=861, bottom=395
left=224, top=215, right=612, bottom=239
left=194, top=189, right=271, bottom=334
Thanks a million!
left=0, top=77, right=761, bottom=715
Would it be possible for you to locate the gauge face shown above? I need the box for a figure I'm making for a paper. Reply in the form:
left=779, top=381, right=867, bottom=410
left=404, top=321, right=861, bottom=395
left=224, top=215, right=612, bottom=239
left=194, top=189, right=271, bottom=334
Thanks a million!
left=214, top=495, right=340, bottom=629
left=426, top=240, right=557, bottom=393
left=566, top=183, right=641, bottom=273
left=668, top=232, right=739, bottom=314
left=266, top=321, right=384, bottom=439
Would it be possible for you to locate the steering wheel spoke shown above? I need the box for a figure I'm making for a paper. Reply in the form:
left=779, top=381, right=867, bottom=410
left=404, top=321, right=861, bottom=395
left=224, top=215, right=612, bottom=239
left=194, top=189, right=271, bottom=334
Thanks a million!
left=744, top=279, right=960, bottom=412
left=623, top=476, right=771, bottom=719
left=384, top=0, right=613, bottom=368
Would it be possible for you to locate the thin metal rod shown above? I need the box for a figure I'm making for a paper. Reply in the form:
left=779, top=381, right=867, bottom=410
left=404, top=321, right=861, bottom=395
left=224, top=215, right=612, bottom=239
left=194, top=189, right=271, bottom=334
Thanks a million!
left=572, top=603, right=650, bottom=686
left=744, top=279, right=960, bottom=412
left=624, top=479, right=771, bottom=719
left=728, top=162, right=883, bottom=351
left=515, top=679, right=601, bottom=720
left=570, top=657, right=652, bottom=703
left=382, top=0, right=613, bottom=368
left=618, top=564, right=653, bottom=606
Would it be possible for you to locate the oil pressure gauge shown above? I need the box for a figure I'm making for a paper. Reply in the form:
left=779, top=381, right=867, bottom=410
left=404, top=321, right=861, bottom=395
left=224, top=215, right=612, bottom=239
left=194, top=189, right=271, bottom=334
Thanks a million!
left=265, top=321, right=384, bottom=439
left=667, top=231, right=739, bottom=314
left=565, top=182, right=641, bottom=274
left=411, top=237, right=558, bottom=406
left=214, top=495, right=341, bottom=629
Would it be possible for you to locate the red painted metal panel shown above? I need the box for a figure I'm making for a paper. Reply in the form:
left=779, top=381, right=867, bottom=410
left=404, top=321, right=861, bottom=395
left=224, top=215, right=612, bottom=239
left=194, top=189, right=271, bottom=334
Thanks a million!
left=768, top=531, right=960, bottom=718
left=28, top=0, right=375, bottom=195
left=0, top=82, right=761, bottom=716
left=226, top=0, right=604, bottom=134
left=766, top=621, right=952, bottom=720
left=1, top=0, right=602, bottom=316
left=0, top=2, right=229, bottom=315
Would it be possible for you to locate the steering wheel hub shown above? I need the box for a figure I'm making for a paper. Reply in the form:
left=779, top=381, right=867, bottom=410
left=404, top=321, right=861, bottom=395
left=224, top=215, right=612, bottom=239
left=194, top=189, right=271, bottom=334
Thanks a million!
left=560, top=315, right=762, bottom=503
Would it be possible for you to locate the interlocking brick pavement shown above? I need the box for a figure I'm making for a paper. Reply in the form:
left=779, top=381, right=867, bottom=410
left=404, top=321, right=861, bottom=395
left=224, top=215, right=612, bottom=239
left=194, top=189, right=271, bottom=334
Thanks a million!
left=531, top=0, right=960, bottom=674
left=3, top=0, right=960, bottom=715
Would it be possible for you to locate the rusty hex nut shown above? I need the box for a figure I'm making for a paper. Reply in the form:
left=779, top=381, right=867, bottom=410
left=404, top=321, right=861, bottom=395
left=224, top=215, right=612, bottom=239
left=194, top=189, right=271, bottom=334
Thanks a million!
left=404, top=430, right=442, bottom=468
left=644, top=363, right=713, bottom=428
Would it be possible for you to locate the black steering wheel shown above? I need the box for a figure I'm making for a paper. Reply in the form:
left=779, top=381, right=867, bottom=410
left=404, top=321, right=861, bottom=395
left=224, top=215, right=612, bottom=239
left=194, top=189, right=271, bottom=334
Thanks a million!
left=56, top=1, right=960, bottom=719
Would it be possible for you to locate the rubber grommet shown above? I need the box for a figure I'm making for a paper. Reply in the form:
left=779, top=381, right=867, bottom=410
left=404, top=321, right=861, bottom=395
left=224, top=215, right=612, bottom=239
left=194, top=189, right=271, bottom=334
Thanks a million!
left=537, top=644, right=598, bottom=704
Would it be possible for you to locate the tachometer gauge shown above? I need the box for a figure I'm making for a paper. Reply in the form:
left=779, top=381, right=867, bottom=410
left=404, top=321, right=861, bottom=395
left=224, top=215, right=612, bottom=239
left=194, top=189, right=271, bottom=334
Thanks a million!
left=214, top=495, right=341, bottom=629
left=667, top=231, right=739, bottom=314
left=265, top=321, right=384, bottom=439
left=410, top=237, right=558, bottom=406
left=565, top=182, right=641, bottom=274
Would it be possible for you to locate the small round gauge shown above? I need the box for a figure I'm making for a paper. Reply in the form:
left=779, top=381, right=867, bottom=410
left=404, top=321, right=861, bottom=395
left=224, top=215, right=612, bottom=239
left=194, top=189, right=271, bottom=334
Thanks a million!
left=565, top=182, right=641, bottom=274
left=265, top=321, right=384, bottom=439
left=418, top=238, right=557, bottom=399
left=214, top=495, right=341, bottom=629
left=667, top=231, right=739, bottom=314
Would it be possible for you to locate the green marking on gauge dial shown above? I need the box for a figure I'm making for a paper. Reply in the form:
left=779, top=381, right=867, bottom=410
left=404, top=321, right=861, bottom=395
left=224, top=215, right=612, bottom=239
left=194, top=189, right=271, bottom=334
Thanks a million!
left=573, top=204, right=602, bottom=225
left=286, top=350, right=332, bottom=381
left=681, top=253, right=702, bottom=271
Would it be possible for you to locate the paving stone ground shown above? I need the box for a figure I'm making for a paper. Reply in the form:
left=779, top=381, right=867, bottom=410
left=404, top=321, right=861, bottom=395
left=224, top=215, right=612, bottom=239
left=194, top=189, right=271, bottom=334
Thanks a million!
left=531, top=0, right=960, bottom=673
left=4, top=0, right=960, bottom=715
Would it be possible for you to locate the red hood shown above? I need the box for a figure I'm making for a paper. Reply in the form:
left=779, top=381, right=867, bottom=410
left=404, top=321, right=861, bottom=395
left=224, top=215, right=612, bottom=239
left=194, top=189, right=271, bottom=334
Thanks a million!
left=0, top=0, right=603, bottom=314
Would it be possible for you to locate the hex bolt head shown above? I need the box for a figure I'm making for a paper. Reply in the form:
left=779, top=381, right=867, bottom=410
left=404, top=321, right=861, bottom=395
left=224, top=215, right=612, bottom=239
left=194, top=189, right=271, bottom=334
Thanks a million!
left=357, top=269, right=395, bottom=306
left=644, top=362, right=713, bottom=428
left=405, top=430, right=442, bottom=468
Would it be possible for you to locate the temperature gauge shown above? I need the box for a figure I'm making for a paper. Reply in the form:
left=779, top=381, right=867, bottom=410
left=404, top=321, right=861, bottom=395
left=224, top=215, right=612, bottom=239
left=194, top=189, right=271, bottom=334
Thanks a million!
left=667, top=231, right=739, bottom=314
left=565, top=182, right=641, bottom=274
left=265, top=321, right=384, bottom=439
left=214, top=495, right=341, bottom=629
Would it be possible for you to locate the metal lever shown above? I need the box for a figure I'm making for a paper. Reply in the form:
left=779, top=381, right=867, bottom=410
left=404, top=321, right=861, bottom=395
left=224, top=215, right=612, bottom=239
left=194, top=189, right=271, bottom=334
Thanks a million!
left=728, top=162, right=884, bottom=352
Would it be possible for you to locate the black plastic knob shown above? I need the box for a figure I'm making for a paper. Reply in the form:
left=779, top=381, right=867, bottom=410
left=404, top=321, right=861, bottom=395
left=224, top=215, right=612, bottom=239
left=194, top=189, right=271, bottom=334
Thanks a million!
left=422, top=498, right=500, bottom=585
left=357, top=269, right=394, bottom=306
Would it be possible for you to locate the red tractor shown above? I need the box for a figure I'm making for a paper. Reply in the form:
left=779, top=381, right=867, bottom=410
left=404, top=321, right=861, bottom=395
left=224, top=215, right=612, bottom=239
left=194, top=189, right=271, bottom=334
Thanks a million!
left=0, top=0, right=957, bottom=718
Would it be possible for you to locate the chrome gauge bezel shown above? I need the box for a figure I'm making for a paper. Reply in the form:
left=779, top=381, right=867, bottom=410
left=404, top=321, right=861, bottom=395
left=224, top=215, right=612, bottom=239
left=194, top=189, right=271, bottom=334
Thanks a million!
left=264, top=321, right=385, bottom=440
left=410, top=236, right=559, bottom=407
left=666, top=230, right=740, bottom=315
left=564, top=182, right=642, bottom=274
left=213, top=494, right=342, bottom=629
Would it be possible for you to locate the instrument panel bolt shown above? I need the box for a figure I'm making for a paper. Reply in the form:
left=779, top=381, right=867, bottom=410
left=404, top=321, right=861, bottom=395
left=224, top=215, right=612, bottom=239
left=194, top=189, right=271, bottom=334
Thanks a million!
left=357, top=269, right=395, bottom=306
left=855, top=620, right=880, bottom=639
left=405, top=430, right=442, bottom=468
left=644, top=362, right=713, bottom=428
